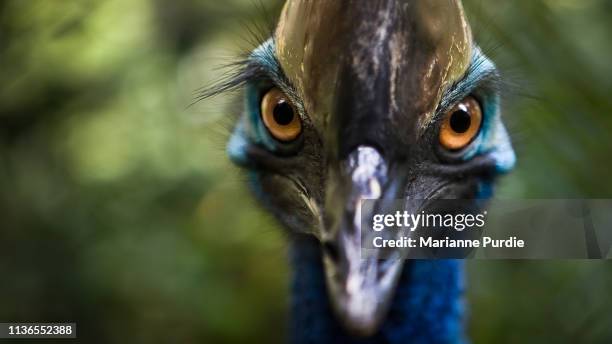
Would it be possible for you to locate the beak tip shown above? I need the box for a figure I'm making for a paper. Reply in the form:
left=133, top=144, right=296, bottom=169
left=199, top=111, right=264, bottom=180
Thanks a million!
left=335, top=303, right=384, bottom=337
left=323, top=253, right=405, bottom=337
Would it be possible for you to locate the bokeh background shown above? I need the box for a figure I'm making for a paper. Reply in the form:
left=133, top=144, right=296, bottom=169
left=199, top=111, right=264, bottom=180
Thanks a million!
left=1, top=0, right=611, bottom=343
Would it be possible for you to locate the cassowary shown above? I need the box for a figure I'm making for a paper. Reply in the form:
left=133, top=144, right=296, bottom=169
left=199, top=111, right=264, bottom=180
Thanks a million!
left=204, top=0, right=515, bottom=343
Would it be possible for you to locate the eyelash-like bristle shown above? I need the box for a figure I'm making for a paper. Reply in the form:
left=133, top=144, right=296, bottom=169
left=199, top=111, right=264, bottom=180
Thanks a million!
left=193, top=1, right=278, bottom=105
left=194, top=59, right=256, bottom=104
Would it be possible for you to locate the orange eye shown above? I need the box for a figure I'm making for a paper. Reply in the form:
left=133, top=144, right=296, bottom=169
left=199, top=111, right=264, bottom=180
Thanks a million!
left=260, top=87, right=302, bottom=142
left=439, top=96, right=482, bottom=150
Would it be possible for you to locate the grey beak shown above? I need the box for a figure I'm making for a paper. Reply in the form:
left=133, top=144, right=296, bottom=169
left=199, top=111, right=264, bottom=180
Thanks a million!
left=322, top=146, right=405, bottom=335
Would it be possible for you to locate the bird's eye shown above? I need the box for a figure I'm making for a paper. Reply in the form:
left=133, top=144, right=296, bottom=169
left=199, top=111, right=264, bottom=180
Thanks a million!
left=260, top=87, right=302, bottom=142
left=439, top=96, right=482, bottom=150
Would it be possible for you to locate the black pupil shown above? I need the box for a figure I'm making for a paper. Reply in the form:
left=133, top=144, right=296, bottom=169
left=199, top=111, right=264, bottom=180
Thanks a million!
left=449, top=109, right=471, bottom=133
left=273, top=101, right=294, bottom=126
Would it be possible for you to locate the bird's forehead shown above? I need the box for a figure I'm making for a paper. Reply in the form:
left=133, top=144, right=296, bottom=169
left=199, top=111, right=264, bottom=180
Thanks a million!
left=275, top=0, right=472, bottom=128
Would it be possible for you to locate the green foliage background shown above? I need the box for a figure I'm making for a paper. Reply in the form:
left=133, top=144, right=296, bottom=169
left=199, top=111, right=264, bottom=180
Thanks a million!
left=0, top=0, right=611, bottom=343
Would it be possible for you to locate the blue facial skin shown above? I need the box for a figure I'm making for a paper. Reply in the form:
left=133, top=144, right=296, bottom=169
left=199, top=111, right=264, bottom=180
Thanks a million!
left=469, top=90, right=516, bottom=174
left=437, top=47, right=516, bottom=174
left=229, top=41, right=515, bottom=178
left=436, top=48, right=516, bottom=200
left=227, top=39, right=306, bottom=166
left=226, top=81, right=279, bottom=165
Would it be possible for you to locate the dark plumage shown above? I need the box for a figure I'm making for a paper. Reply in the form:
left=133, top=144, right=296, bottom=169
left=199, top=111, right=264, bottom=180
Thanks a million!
left=204, top=1, right=514, bottom=342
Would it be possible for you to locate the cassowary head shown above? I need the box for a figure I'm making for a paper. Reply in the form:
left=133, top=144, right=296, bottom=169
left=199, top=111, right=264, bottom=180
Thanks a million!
left=215, top=0, right=515, bottom=336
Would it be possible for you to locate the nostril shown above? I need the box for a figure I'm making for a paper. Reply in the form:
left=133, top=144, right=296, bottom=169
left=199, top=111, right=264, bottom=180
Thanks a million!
left=322, top=241, right=340, bottom=262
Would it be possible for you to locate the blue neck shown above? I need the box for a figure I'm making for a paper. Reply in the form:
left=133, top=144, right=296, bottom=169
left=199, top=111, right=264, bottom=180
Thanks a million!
left=288, top=235, right=466, bottom=344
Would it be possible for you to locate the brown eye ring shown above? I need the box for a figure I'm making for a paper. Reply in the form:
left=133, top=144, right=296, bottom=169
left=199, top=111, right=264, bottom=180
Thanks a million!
left=260, top=87, right=302, bottom=142
left=439, top=96, right=482, bottom=151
